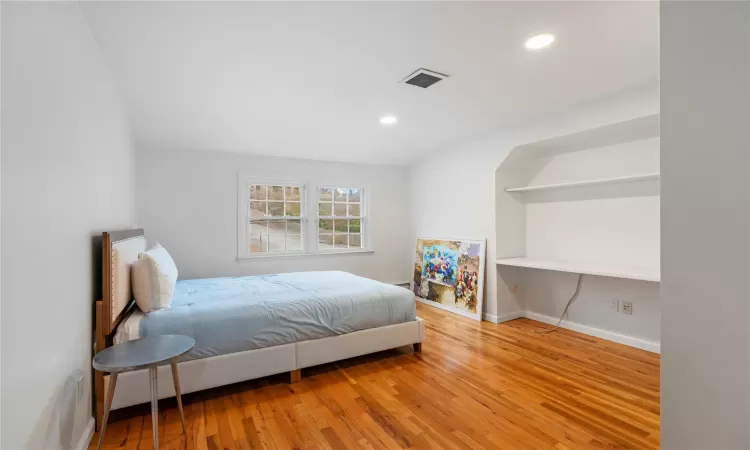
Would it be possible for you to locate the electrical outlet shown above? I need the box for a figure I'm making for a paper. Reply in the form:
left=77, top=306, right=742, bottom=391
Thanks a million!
left=611, top=299, right=619, bottom=312
left=622, top=301, right=633, bottom=315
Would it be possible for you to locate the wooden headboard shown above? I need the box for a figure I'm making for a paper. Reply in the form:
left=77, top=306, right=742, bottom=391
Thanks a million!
left=94, top=228, right=145, bottom=431
left=98, top=228, right=146, bottom=336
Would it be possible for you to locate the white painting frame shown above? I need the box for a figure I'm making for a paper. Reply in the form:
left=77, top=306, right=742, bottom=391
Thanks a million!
left=410, top=237, right=486, bottom=321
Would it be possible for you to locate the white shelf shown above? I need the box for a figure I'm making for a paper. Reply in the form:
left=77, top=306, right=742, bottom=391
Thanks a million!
left=495, top=257, right=660, bottom=282
left=505, top=172, right=660, bottom=193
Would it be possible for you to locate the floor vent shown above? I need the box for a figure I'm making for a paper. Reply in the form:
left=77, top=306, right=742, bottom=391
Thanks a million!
left=401, top=68, right=448, bottom=88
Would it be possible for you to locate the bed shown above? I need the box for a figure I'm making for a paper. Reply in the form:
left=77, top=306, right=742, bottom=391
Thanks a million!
left=94, top=229, right=424, bottom=430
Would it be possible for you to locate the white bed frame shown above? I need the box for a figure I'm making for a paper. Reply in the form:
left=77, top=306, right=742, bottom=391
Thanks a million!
left=95, top=229, right=424, bottom=424
left=107, top=319, right=423, bottom=409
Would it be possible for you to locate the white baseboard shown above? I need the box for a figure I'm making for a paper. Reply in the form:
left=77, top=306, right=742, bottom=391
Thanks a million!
left=482, top=311, right=525, bottom=324
left=75, top=417, right=95, bottom=450
left=522, top=311, right=660, bottom=354
left=481, top=310, right=660, bottom=354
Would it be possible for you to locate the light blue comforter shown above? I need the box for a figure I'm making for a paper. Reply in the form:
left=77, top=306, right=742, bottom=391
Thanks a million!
left=139, top=271, right=416, bottom=361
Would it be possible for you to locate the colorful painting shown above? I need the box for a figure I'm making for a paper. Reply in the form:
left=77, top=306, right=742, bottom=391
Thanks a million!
left=411, top=238, right=486, bottom=321
left=421, top=244, right=458, bottom=285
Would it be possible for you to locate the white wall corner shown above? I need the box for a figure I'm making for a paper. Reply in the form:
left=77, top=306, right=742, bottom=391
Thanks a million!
left=482, top=311, right=525, bottom=324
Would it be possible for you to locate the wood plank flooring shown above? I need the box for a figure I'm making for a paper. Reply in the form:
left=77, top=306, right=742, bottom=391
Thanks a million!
left=91, top=303, right=660, bottom=449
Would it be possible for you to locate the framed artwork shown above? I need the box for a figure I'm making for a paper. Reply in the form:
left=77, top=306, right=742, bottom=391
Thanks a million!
left=411, top=237, right=486, bottom=321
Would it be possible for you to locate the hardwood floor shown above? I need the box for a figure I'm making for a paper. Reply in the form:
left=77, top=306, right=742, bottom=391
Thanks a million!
left=91, top=303, right=660, bottom=449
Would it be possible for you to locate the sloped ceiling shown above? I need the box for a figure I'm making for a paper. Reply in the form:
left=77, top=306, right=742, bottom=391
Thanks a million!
left=82, top=1, right=658, bottom=164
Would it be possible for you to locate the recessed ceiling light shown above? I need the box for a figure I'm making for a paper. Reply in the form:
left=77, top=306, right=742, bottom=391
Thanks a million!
left=525, top=34, right=555, bottom=50
left=380, top=115, right=398, bottom=126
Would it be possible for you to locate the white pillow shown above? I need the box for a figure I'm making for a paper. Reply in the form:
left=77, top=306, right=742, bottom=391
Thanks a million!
left=131, top=244, right=178, bottom=312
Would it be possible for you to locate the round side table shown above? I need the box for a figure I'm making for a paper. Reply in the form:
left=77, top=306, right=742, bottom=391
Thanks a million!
left=93, top=334, right=195, bottom=450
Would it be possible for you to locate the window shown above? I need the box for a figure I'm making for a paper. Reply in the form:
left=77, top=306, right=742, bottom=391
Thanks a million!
left=317, top=187, right=365, bottom=251
left=237, top=176, right=369, bottom=259
left=239, top=179, right=306, bottom=256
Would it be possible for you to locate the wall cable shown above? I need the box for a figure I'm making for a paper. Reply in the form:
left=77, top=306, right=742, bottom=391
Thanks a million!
left=536, top=273, right=584, bottom=334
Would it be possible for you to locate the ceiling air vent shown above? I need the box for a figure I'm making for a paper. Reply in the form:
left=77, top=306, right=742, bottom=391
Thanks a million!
left=401, top=68, right=448, bottom=88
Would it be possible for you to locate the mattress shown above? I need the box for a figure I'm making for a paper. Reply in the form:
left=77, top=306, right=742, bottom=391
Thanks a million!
left=115, top=271, right=416, bottom=361
left=113, top=309, right=144, bottom=344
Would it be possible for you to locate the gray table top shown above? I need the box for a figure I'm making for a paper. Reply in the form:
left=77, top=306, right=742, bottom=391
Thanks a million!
left=93, top=335, right=195, bottom=373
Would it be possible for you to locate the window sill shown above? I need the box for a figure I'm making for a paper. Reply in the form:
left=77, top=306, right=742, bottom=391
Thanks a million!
left=236, top=249, right=375, bottom=262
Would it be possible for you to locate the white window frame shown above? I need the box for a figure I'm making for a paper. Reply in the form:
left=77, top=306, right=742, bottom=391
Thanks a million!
left=315, top=185, right=369, bottom=253
left=237, top=176, right=308, bottom=259
left=237, top=175, right=372, bottom=260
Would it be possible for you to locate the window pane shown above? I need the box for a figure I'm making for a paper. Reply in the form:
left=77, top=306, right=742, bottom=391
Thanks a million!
left=243, top=182, right=308, bottom=256
left=249, top=219, right=268, bottom=231
left=349, top=219, right=361, bottom=233
left=319, top=219, right=333, bottom=232
left=249, top=220, right=268, bottom=253
left=334, top=234, right=348, bottom=248
left=318, top=202, right=332, bottom=216
left=349, top=234, right=362, bottom=248
left=250, top=184, right=266, bottom=200
left=286, top=235, right=303, bottom=252
left=348, top=189, right=361, bottom=202
left=249, top=201, right=266, bottom=218
left=267, top=219, right=286, bottom=235
left=267, top=235, right=286, bottom=252
left=267, top=201, right=284, bottom=216
left=286, top=201, right=301, bottom=217
left=348, top=203, right=360, bottom=216
left=318, top=234, right=334, bottom=249
left=334, top=219, right=348, bottom=232
left=268, top=185, right=284, bottom=201
left=319, top=187, right=333, bottom=201
left=334, top=188, right=347, bottom=202
left=249, top=236, right=266, bottom=253
left=285, top=186, right=300, bottom=201
left=334, top=203, right=347, bottom=217
left=287, top=219, right=302, bottom=234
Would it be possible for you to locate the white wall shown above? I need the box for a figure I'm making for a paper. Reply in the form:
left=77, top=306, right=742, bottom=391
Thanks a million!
left=1, top=3, right=135, bottom=449
left=661, top=2, right=750, bottom=448
left=409, top=83, right=660, bottom=342
left=518, top=269, right=660, bottom=344
left=527, top=138, right=660, bottom=186
left=524, top=138, right=661, bottom=269
left=135, top=147, right=411, bottom=284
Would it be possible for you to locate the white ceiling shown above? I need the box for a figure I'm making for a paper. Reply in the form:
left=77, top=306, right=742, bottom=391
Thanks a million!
left=81, top=1, right=658, bottom=165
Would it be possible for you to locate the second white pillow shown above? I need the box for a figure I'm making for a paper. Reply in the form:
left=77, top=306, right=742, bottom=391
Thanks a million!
left=131, top=244, right=178, bottom=312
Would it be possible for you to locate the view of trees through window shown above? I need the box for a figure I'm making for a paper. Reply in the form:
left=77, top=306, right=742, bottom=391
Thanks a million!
left=248, top=184, right=303, bottom=253
left=318, top=187, right=363, bottom=250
